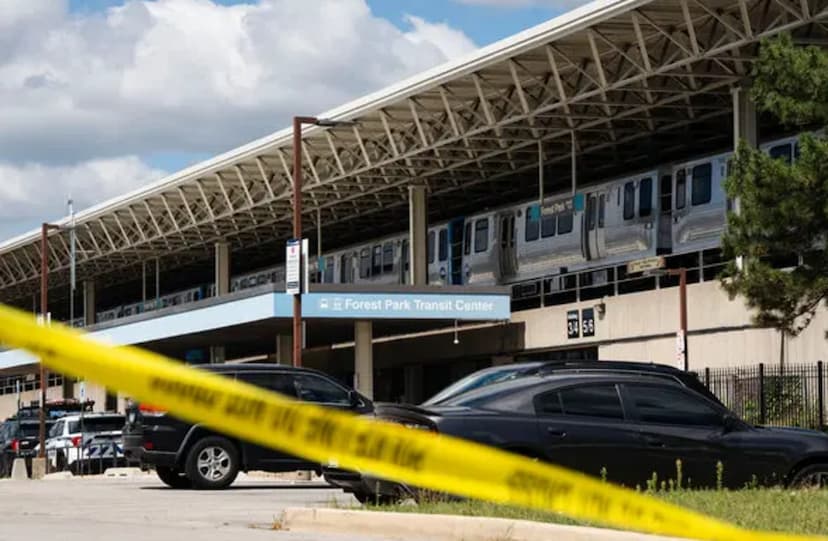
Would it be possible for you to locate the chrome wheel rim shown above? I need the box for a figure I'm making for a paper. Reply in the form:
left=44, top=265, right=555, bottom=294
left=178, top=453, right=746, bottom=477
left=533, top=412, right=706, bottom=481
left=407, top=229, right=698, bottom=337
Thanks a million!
left=196, top=446, right=231, bottom=481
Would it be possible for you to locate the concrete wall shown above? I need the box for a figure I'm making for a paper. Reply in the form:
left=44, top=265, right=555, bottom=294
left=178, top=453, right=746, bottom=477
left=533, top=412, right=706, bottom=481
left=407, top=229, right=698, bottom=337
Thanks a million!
left=512, top=281, right=827, bottom=369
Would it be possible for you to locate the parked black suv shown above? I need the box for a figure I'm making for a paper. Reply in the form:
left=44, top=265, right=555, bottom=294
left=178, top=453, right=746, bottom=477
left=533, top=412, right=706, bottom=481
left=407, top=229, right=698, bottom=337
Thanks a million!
left=123, top=364, right=372, bottom=490
left=0, top=418, right=55, bottom=477
left=328, top=368, right=828, bottom=502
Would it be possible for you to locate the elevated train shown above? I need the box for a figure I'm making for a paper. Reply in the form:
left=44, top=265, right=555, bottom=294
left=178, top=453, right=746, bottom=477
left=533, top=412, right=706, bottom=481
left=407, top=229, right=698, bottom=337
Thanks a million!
left=88, top=133, right=803, bottom=324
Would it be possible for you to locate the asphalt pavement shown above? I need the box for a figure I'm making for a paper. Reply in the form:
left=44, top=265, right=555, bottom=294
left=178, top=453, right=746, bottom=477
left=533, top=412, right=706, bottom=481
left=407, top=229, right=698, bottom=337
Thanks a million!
left=0, top=473, right=387, bottom=541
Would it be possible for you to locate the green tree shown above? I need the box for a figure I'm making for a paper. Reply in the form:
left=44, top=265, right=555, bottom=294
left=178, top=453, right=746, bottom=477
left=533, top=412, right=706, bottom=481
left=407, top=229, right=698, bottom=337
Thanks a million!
left=721, top=35, right=828, bottom=337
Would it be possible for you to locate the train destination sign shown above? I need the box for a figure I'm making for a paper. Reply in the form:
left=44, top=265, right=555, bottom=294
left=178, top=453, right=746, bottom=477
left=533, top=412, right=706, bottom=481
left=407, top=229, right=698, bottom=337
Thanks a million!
left=541, top=193, right=586, bottom=217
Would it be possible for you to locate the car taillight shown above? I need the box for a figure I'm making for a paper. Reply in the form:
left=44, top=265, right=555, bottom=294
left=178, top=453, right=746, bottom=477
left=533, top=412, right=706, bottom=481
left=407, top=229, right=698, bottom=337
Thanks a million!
left=11, top=439, right=19, bottom=453
left=71, top=436, right=82, bottom=448
left=143, top=441, right=154, bottom=450
left=138, top=404, right=166, bottom=416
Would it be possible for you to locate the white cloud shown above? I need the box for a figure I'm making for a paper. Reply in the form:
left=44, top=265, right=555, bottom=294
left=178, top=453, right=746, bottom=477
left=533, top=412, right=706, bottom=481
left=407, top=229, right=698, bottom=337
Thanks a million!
left=0, top=157, right=167, bottom=238
left=0, top=0, right=479, bottom=163
left=0, top=0, right=478, bottom=239
left=452, top=0, right=588, bottom=8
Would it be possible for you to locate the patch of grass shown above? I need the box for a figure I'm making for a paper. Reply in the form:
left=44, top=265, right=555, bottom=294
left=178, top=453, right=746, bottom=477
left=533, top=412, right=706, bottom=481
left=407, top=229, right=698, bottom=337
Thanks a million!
left=370, top=490, right=828, bottom=536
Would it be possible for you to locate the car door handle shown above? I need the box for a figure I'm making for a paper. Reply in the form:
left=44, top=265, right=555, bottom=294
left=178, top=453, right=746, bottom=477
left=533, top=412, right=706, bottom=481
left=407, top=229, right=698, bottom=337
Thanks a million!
left=643, top=436, right=665, bottom=447
left=547, top=428, right=567, bottom=438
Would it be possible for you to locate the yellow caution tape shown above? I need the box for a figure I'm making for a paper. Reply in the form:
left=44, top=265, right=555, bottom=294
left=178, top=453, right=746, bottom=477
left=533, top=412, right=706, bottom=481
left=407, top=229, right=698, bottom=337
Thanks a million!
left=0, top=303, right=821, bottom=541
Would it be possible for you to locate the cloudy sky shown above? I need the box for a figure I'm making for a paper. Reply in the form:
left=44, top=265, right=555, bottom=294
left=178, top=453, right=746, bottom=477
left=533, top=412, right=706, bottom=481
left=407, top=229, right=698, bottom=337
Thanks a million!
left=0, top=0, right=587, bottom=241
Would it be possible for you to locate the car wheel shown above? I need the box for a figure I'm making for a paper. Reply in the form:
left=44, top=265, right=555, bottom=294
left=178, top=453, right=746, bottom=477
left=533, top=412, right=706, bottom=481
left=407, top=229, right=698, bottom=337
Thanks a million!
left=352, top=490, right=397, bottom=505
left=184, top=436, right=239, bottom=490
left=55, top=452, right=67, bottom=472
left=790, top=464, right=828, bottom=489
left=156, top=466, right=193, bottom=489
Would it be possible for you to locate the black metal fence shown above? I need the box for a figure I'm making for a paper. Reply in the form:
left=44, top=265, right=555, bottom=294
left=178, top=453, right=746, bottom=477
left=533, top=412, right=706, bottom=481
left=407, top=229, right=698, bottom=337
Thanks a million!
left=701, top=362, right=826, bottom=430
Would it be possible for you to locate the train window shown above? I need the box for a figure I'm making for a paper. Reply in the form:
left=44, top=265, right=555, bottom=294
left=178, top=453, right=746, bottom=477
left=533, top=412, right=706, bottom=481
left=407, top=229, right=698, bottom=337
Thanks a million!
left=438, top=229, right=448, bottom=262
left=623, top=182, right=635, bottom=220
left=324, top=257, right=334, bottom=284
left=770, top=144, right=792, bottom=164
left=427, top=231, right=435, bottom=264
left=359, top=249, right=370, bottom=279
left=676, top=170, right=687, bottom=210
left=691, top=163, right=712, bottom=206
left=464, top=222, right=472, bottom=255
left=598, top=194, right=605, bottom=228
left=541, top=214, right=556, bottom=238
left=587, top=196, right=596, bottom=231
left=558, top=212, right=573, bottom=234
left=474, top=219, right=489, bottom=253
left=382, top=243, right=394, bottom=273
left=402, top=239, right=410, bottom=271
left=372, top=245, right=382, bottom=275
left=525, top=206, right=540, bottom=242
left=639, top=178, right=653, bottom=217
left=794, top=142, right=801, bottom=160
left=340, top=257, right=347, bottom=283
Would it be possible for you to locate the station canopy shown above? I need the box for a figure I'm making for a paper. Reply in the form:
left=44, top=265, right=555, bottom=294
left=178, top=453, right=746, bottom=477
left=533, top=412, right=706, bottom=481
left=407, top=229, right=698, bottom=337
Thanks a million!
left=0, top=0, right=826, bottom=303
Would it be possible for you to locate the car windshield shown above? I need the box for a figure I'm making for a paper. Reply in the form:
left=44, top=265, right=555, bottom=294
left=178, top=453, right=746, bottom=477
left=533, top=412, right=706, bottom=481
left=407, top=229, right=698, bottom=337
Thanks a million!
left=19, top=423, right=50, bottom=438
left=68, top=417, right=124, bottom=434
left=422, top=364, right=540, bottom=406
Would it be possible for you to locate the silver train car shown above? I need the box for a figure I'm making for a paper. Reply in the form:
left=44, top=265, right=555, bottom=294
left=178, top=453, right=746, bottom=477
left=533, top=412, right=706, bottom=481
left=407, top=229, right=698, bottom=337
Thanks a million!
left=87, top=133, right=806, bottom=325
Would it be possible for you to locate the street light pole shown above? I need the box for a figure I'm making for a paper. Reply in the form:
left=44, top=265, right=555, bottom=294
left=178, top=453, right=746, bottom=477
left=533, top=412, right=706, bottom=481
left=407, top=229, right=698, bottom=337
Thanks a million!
left=292, top=116, right=317, bottom=368
left=291, top=116, right=355, bottom=368
left=39, top=222, right=60, bottom=460
left=668, top=268, right=689, bottom=371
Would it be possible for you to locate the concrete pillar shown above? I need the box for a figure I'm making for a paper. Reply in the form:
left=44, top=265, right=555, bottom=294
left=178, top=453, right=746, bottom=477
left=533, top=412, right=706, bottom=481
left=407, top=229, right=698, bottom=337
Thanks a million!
left=408, top=186, right=428, bottom=286
left=403, top=364, right=424, bottom=405
left=215, top=241, right=231, bottom=296
left=83, top=280, right=95, bottom=326
left=209, top=346, right=225, bottom=365
left=732, top=86, right=758, bottom=149
left=275, top=334, right=293, bottom=365
left=354, top=321, right=374, bottom=400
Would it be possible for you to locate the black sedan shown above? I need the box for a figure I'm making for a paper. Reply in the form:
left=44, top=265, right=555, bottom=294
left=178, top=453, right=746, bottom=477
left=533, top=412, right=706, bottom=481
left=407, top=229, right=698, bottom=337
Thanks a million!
left=335, top=372, right=828, bottom=502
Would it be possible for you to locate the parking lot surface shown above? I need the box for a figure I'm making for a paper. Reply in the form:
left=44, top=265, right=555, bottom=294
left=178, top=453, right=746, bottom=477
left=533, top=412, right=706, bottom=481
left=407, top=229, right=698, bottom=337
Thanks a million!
left=0, top=474, right=380, bottom=541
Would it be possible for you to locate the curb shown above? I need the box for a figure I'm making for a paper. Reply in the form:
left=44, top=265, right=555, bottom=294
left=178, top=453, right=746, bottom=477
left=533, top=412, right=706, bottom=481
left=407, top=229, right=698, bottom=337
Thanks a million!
left=281, top=508, right=685, bottom=541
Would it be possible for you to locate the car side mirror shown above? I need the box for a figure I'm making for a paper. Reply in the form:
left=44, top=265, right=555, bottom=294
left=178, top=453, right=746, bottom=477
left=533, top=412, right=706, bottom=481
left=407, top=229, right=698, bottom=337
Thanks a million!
left=348, top=390, right=362, bottom=408
left=722, top=413, right=741, bottom=433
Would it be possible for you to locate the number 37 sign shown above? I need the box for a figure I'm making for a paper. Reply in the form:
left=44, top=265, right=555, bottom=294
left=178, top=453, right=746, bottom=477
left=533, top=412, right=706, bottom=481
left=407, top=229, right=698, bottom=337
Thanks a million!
left=567, top=308, right=596, bottom=339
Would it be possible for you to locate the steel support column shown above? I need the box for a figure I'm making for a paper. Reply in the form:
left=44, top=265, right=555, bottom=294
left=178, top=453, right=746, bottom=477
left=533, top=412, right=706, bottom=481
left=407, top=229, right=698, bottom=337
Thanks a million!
left=408, top=185, right=428, bottom=286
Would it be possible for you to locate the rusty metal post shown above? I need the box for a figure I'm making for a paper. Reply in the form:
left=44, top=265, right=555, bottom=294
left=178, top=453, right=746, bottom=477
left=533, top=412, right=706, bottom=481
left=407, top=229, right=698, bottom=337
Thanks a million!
left=292, top=116, right=318, bottom=368
left=679, top=267, right=688, bottom=372
left=39, top=223, right=49, bottom=459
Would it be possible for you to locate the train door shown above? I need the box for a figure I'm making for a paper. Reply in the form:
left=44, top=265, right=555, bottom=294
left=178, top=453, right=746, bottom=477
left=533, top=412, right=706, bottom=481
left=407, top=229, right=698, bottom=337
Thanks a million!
left=658, top=174, right=673, bottom=253
left=671, top=155, right=727, bottom=253
left=496, top=212, right=517, bottom=280
left=581, top=192, right=606, bottom=261
left=449, top=218, right=465, bottom=285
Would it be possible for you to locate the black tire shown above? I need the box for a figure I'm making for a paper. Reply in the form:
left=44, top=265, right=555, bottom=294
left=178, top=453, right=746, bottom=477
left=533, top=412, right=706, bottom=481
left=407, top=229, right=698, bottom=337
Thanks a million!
left=156, top=466, right=193, bottom=489
left=352, top=490, right=397, bottom=505
left=184, top=436, right=239, bottom=490
left=789, top=463, right=828, bottom=489
left=55, top=452, right=67, bottom=473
